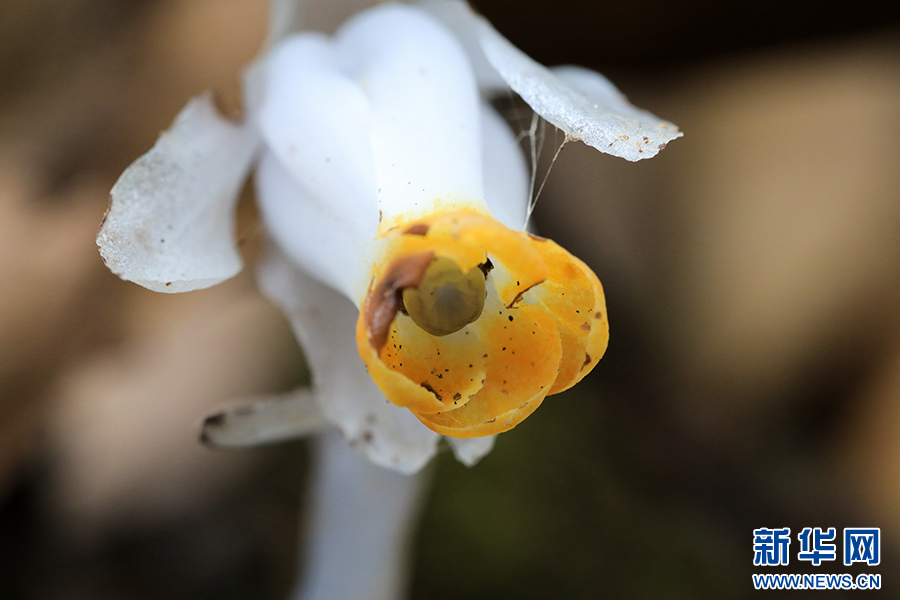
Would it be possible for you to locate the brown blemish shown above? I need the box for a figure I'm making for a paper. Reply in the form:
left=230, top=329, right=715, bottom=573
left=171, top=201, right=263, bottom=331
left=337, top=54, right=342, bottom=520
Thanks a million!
left=364, top=251, right=435, bottom=352
left=453, top=393, right=462, bottom=402
left=204, top=412, right=225, bottom=427
left=98, top=206, right=110, bottom=232
left=580, top=322, right=591, bottom=332
left=581, top=353, right=592, bottom=371
left=404, top=223, right=429, bottom=236
left=379, top=210, right=383, bottom=224
left=420, top=381, right=442, bottom=401
left=507, top=278, right=544, bottom=308
left=594, top=311, right=603, bottom=319
left=199, top=412, right=226, bottom=445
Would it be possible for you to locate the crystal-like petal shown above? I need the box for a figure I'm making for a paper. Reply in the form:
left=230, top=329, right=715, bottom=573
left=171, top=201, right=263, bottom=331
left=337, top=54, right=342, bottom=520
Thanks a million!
left=527, top=234, right=609, bottom=394
left=479, top=26, right=682, bottom=161
left=258, top=244, right=439, bottom=473
left=336, top=4, right=487, bottom=226
left=413, top=304, right=562, bottom=437
left=415, top=0, right=508, bottom=92
left=448, top=434, right=496, bottom=466
left=256, top=150, right=370, bottom=301
left=256, top=33, right=379, bottom=298
left=97, top=95, right=256, bottom=292
left=480, top=101, right=529, bottom=230
left=420, top=1, right=682, bottom=160
left=200, top=389, right=324, bottom=448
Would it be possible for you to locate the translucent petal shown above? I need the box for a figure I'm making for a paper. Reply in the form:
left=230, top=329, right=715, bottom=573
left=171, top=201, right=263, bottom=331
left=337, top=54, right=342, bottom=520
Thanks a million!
left=379, top=314, right=489, bottom=413
left=256, top=34, right=379, bottom=297
left=413, top=304, right=562, bottom=437
left=200, top=389, right=324, bottom=448
left=415, top=0, right=507, bottom=92
left=528, top=235, right=609, bottom=394
left=357, top=211, right=564, bottom=438
left=258, top=244, right=439, bottom=473
left=480, top=102, right=528, bottom=230
left=478, top=23, right=683, bottom=161
left=418, top=1, right=682, bottom=160
left=255, top=150, right=368, bottom=301
left=448, top=434, right=496, bottom=466
left=295, top=431, right=427, bottom=600
left=335, top=4, right=487, bottom=225
left=267, top=0, right=375, bottom=44
left=97, top=94, right=256, bottom=292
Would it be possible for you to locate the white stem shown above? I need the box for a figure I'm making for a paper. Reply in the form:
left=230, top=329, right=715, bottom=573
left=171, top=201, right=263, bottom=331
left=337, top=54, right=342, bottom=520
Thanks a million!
left=292, top=431, right=430, bottom=600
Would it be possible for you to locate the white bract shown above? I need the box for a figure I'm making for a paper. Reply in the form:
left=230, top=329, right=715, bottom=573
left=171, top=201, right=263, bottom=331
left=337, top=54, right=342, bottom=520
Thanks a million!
left=98, top=0, right=681, bottom=474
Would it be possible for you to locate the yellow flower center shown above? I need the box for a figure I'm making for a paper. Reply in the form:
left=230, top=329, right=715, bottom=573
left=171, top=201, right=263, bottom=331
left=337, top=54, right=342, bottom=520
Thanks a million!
left=356, top=209, right=609, bottom=438
left=402, top=256, right=486, bottom=337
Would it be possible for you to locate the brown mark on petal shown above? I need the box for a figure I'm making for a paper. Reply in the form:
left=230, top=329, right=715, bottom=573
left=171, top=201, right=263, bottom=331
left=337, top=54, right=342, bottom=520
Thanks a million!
left=420, top=381, right=442, bottom=402
left=364, top=251, right=434, bottom=352
left=594, top=311, right=603, bottom=319
left=581, top=353, right=592, bottom=371
left=98, top=204, right=110, bottom=232
left=580, top=322, right=591, bottom=332
left=507, top=279, right=544, bottom=309
left=404, top=223, right=429, bottom=236
left=199, top=412, right=226, bottom=446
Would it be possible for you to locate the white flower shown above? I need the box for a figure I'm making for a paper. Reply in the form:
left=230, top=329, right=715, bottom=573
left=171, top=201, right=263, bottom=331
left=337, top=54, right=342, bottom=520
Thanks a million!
left=97, top=0, right=681, bottom=474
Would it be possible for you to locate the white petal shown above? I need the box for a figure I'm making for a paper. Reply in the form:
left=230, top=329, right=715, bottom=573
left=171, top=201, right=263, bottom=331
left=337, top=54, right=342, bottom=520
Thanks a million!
left=97, top=94, right=256, bottom=292
left=294, top=431, right=427, bottom=600
left=200, top=389, right=325, bottom=448
left=256, top=150, right=368, bottom=301
left=415, top=0, right=507, bottom=92
left=478, top=23, right=682, bottom=161
left=447, top=435, right=496, bottom=466
left=266, top=0, right=301, bottom=48
left=256, top=33, right=379, bottom=283
left=480, top=102, right=529, bottom=230
left=257, top=244, right=439, bottom=474
left=335, top=4, right=487, bottom=223
left=268, top=0, right=376, bottom=43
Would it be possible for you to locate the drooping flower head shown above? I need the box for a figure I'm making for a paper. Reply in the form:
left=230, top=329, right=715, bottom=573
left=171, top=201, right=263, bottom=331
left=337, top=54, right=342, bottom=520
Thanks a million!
left=97, top=0, right=681, bottom=472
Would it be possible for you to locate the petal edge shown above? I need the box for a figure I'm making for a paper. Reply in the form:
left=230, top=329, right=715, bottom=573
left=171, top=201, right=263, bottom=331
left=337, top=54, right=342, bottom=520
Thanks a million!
left=98, top=94, right=257, bottom=292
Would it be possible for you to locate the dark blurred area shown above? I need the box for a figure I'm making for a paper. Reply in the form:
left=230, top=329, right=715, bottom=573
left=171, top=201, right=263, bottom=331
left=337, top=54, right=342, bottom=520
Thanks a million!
left=1, top=0, right=899, bottom=598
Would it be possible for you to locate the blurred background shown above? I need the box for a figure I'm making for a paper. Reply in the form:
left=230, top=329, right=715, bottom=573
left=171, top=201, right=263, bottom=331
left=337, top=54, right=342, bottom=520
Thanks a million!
left=1, top=0, right=899, bottom=598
